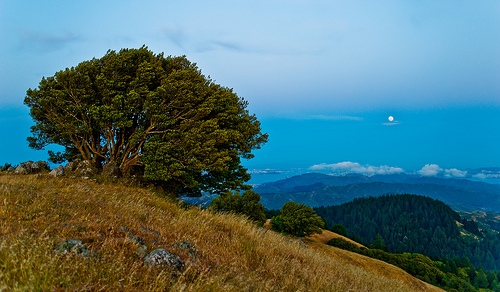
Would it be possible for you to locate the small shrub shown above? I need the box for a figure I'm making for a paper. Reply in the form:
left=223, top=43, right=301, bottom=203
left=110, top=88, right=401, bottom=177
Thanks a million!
left=209, top=190, right=266, bottom=225
left=271, top=201, right=324, bottom=237
left=327, top=237, right=363, bottom=252
left=1, top=163, right=12, bottom=172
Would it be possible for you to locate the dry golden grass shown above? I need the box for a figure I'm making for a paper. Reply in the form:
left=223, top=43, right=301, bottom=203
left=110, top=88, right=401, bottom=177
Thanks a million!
left=0, top=174, right=443, bottom=291
left=308, top=228, right=365, bottom=248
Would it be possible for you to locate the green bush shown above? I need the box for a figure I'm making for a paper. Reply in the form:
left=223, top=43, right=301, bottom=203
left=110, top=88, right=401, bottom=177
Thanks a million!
left=271, top=201, right=324, bottom=237
left=1, top=163, right=12, bottom=172
left=327, top=237, right=364, bottom=252
left=209, top=190, right=266, bottom=225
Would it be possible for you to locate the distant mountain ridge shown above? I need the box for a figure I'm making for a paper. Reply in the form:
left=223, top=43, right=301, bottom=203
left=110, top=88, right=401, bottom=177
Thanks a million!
left=253, top=172, right=500, bottom=212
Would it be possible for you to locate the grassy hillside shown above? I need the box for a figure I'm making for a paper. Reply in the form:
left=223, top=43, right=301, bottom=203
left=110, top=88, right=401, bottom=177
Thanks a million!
left=0, top=174, right=442, bottom=291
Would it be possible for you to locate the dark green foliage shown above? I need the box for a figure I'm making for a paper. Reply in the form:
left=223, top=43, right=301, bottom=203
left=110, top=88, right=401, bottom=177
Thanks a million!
left=315, top=194, right=500, bottom=270
left=474, top=268, right=489, bottom=289
left=327, top=237, right=364, bottom=252
left=209, top=190, right=266, bottom=225
left=240, top=190, right=267, bottom=225
left=1, top=163, right=12, bottom=172
left=264, top=208, right=280, bottom=219
left=24, top=46, right=267, bottom=195
left=460, top=218, right=482, bottom=237
left=271, top=201, right=324, bottom=237
left=331, top=224, right=348, bottom=237
left=270, top=214, right=285, bottom=232
left=371, top=234, right=387, bottom=251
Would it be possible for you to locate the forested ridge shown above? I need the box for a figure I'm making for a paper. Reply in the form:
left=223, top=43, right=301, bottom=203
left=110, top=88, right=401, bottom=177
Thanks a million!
left=254, top=172, right=500, bottom=212
left=315, top=194, right=500, bottom=270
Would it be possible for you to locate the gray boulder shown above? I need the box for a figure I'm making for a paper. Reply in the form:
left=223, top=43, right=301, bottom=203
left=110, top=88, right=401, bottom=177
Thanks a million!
left=49, top=165, right=65, bottom=177
left=119, top=225, right=149, bottom=258
left=144, top=248, right=184, bottom=270
left=15, top=161, right=50, bottom=174
left=54, top=239, right=97, bottom=258
left=174, top=240, right=199, bottom=259
left=65, top=160, right=98, bottom=178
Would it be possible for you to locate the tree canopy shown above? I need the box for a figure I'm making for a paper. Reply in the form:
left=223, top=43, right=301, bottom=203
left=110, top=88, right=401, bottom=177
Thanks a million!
left=209, top=190, right=266, bottom=225
left=24, top=46, right=268, bottom=195
left=271, top=201, right=324, bottom=237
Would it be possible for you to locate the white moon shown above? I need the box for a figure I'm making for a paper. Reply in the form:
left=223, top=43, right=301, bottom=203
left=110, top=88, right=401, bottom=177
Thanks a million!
left=388, top=116, right=394, bottom=122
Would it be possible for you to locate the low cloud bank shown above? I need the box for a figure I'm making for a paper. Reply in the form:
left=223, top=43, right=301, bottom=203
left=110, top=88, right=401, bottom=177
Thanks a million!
left=444, top=168, right=467, bottom=178
left=418, top=164, right=443, bottom=176
left=310, top=162, right=472, bottom=178
left=473, top=172, right=500, bottom=179
left=310, top=161, right=404, bottom=176
left=418, top=164, right=468, bottom=178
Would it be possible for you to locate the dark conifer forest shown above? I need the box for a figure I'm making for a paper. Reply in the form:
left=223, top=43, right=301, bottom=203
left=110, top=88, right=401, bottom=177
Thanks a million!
left=315, top=194, right=500, bottom=270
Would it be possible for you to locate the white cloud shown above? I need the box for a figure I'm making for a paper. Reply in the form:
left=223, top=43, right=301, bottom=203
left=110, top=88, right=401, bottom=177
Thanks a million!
left=309, top=161, right=404, bottom=176
left=444, top=168, right=467, bottom=178
left=382, top=121, right=400, bottom=126
left=418, top=164, right=443, bottom=176
left=473, top=172, right=500, bottom=180
left=473, top=173, right=488, bottom=179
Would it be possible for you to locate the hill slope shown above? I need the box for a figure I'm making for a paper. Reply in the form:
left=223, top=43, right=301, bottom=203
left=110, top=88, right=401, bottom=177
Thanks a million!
left=0, top=174, right=441, bottom=291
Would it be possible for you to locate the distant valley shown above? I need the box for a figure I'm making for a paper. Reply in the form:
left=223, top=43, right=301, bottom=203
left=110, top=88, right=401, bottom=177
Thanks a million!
left=183, top=170, right=500, bottom=212
left=254, top=172, right=500, bottom=212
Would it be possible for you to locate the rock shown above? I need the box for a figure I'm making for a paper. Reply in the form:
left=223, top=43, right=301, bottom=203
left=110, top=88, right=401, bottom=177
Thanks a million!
left=135, top=244, right=148, bottom=258
left=297, top=238, right=307, bottom=247
left=76, top=160, right=98, bottom=177
left=64, top=161, right=78, bottom=172
left=49, top=165, right=65, bottom=177
left=125, top=234, right=146, bottom=246
left=119, top=225, right=145, bottom=245
left=102, top=163, right=122, bottom=178
left=14, top=165, right=28, bottom=175
left=140, top=226, right=160, bottom=237
left=118, top=225, right=148, bottom=258
left=144, top=248, right=184, bottom=270
left=65, top=160, right=98, bottom=177
left=174, top=241, right=199, bottom=259
left=31, top=161, right=50, bottom=173
left=54, top=239, right=97, bottom=258
left=14, top=161, right=50, bottom=174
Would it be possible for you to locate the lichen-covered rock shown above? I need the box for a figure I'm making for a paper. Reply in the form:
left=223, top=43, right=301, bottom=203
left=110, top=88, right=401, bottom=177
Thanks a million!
left=54, top=239, right=97, bottom=258
left=14, top=161, right=50, bottom=174
left=64, top=161, right=78, bottom=172
left=118, top=225, right=149, bottom=258
left=119, top=225, right=145, bottom=245
left=144, top=248, right=184, bottom=270
left=49, top=165, right=65, bottom=177
left=65, top=160, right=98, bottom=178
left=174, top=241, right=199, bottom=259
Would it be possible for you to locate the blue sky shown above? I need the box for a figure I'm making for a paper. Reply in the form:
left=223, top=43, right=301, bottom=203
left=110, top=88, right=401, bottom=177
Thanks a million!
left=1, top=1, right=499, bottom=179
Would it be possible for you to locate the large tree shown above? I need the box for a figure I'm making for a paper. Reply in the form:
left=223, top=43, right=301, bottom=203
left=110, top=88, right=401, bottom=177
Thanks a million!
left=25, top=46, right=268, bottom=195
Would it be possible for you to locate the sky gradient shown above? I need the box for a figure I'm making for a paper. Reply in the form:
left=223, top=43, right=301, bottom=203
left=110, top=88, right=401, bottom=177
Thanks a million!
left=1, top=1, right=499, bottom=179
